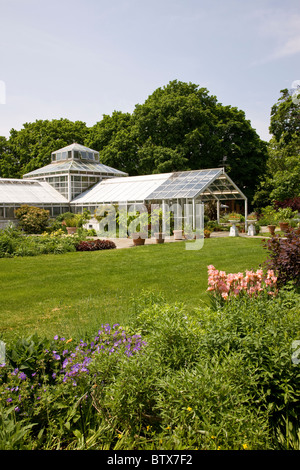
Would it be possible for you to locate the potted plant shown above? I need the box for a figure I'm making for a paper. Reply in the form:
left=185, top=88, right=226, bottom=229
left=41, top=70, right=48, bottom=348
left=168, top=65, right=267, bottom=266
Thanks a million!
left=154, top=232, right=165, bottom=244
left=204, top=229, right=211, bottom=238
left=259, top=206, right=277, bottom=235
left=228, top=212, right=242, bottom=223
left=151, top=208, right=166, bottom=244
left=132, top=233, right=147, bottom=246
left=276, top=207, right=298, bottom=233
left=63, top=216, right=78, bottom=234
left=247, top=212, right=257, bottom=223
left=129, top=210, right=149, bottom=246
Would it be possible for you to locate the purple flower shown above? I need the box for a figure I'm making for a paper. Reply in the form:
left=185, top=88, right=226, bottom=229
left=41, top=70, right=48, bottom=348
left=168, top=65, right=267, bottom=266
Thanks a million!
left=15, top=406, right=20, bottom=412
left=19, top=372, right=27, bottom=380
left=54, top=335, right=58, bottom=340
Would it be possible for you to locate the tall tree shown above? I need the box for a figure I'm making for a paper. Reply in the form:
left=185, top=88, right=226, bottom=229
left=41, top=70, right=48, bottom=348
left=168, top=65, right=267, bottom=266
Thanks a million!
left=89, top=81, right=268, bottom=201
left=132, top=80, right=268, bottom=200
left=253, top=89, right=300, bottom=208
left=4, top=118, right=89, bottom=178
left=0, top=136, right=19, bottom=178
left=85, top=111, right=139, bottom=175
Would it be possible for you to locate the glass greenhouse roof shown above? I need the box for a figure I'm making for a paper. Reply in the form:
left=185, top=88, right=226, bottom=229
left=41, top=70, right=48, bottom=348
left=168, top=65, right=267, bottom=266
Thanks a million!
left=51, top=143, right=100, bottom=163
left=23, top=160, right=128, bottom=178
left=71, top=173, right=172, bottom=204
left=72, top=168, right=247, bottom=205
left=0, top=179, right=68, bottom=204
left=146, top=169, right=222, bottom=199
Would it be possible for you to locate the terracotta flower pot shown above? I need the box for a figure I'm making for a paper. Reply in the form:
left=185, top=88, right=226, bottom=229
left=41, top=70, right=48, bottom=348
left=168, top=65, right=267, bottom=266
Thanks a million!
left=154, top=232, right=165, bottom=244
left=279, top=222, right=289, bottom=233
left=133, top=237, right=145, bottom=246
left=66, top=227, right=77, bottom=234
left=132, top=232, right=146, bottom=245
left=267, top=225, right=276, bottom=235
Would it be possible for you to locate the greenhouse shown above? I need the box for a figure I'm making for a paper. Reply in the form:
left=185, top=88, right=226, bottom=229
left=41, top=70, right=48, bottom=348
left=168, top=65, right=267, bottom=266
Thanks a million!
left=0, top=178, right=69, bottom=229
left=71, top=167, right=248, bottom=230
left=0, top=142, right=248, bottom=230
left=22, top=143, right=128, bottom=201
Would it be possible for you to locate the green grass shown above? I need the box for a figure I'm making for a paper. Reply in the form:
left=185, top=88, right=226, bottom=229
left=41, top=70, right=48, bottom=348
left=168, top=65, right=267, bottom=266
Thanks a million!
left=0, top=237, right=266, bottom=341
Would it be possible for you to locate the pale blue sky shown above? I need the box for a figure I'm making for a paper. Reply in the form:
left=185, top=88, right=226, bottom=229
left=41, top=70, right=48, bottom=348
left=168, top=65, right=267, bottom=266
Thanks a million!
left=0, top=0, right=299, bottom=141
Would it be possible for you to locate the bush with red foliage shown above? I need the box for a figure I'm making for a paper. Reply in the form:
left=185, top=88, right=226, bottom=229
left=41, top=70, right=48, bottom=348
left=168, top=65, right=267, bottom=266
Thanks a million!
left=262, top=229, right=300, bottom=288
left=76, top=239, right=117, bottom=251
left=274, top=197, right=300, bottom=212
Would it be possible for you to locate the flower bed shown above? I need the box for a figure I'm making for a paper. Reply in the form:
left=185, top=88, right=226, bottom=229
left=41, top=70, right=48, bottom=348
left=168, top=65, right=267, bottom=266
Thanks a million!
left=76, top=239, right=116, bottom=251
left=207, top=265, right=278, bottom=301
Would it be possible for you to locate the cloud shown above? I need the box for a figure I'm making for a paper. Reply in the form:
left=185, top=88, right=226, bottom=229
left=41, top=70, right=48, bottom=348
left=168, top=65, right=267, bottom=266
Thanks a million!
left=271, top=35, right=300, bottom=60
left=250, top=8, right=300, bottom=64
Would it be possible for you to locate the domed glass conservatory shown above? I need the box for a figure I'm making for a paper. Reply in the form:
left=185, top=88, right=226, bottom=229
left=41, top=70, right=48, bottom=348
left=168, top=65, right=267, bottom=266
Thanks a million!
left=22, top=143, right=127, bottom=201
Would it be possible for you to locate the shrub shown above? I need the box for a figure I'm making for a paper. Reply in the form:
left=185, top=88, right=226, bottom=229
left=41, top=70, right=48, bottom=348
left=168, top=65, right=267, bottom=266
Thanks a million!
left=262, top=229, right=300, bottom=288
left=1, top=289, right=299, bottom=450
left=0, top=324, right=147, bottom=448
left=275, top=207, right=298, bottom=223
left=0, top=224, right=22, bottom=257
left=258, top=205, right=278, bottom=226
left=76, top=239, right=116, bottom=251
left=199, top=289, right=300, bottom=448
left=14, top=205, right=50, bottom=234
left=0, top=230, right=86, bottom=258
left=274, top=197, right=300, bottom=212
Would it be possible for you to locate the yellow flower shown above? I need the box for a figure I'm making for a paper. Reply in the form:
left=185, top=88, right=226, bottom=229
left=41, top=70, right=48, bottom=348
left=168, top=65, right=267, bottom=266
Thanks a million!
left=211, top=435, right=216, bottom=439
left=242, top=443, right=249, bottom=450
left=166, top=426, right=171, bottom=430
left=146, top=425, right=151, bottom=432
left=117, top=434, right=123, bottom=439
left=187, top=407, right=192, bottom=412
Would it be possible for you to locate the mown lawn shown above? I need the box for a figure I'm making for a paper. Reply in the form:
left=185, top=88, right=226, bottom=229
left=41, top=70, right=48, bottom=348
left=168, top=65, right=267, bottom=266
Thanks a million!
left=0, top=237, right=267, bottom=341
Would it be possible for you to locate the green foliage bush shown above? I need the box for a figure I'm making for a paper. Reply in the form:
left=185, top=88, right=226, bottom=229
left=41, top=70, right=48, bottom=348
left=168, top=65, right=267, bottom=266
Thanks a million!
left=0, top=287, right=299, bottom=450
left=14, top=205, right=50, bottom=234
left=0, top=226, right=87, bottom=258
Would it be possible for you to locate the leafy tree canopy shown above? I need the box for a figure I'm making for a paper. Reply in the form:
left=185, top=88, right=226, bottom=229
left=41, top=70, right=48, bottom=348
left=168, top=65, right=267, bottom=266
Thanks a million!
left=253, top=88, right=300, bottom=209
left=1, top=81, right=268, bottom=203
left=88, top=80, right=268, bottom=201
left=0, top=118, right=89, bottom=178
